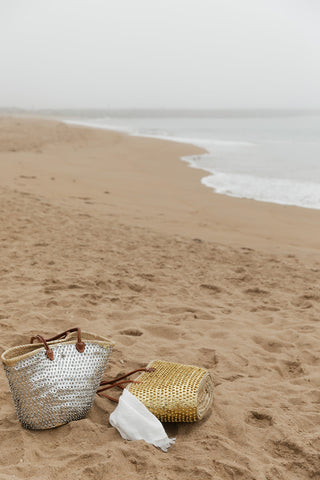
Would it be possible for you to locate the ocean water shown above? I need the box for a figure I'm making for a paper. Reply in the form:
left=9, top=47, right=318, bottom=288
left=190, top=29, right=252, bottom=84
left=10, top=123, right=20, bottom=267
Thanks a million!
left=63, top=111, right=320, bottom=210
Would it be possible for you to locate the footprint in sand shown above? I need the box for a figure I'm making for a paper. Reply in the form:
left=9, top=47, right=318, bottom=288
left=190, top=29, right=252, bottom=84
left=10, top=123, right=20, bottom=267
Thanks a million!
left=119, top=329, right=143, bottom=337
left=246, top=411, right=273, bottom=428
left=245, top=287, right=269, bottom=295
left=200, top=284, right=222, bottom=293
left=268, top=439, right=306, bottom=463
left=283, top=359, right=305, bottom=378
left=199, top=347, right=218, bottom=368
left=252, top=335, right=292, bottom=353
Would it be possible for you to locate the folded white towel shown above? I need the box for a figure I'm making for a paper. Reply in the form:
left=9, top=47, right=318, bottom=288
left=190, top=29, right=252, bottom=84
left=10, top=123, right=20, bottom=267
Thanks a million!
left=109, top=389, right=175, bottom=452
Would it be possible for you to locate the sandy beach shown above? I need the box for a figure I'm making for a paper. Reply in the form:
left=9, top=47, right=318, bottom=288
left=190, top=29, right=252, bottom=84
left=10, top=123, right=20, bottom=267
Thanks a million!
left=1, top=116, right=320, bottom=480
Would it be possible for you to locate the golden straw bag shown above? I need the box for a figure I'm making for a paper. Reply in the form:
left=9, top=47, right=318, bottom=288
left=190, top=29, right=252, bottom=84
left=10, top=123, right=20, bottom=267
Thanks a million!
left=98, top=360, right=213, bottom=422
left=2, top=327, right=114, bottom=430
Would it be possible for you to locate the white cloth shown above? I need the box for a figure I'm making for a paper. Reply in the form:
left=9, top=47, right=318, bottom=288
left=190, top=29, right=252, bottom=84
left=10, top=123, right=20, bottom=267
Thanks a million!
left=109, top=389, right=175, bottom=452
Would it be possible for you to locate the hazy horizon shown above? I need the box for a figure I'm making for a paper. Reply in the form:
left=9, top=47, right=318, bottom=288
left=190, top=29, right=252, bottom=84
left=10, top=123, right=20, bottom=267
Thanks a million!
left=1, top=0, right=319, bottom=110
left=1, top=107, right=320, bottom=117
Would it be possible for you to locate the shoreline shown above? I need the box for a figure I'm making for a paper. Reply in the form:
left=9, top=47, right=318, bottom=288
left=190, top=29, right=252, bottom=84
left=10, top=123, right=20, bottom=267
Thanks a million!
left=1, top=115, right=319, bottom=254
left=63, top=116, right=320, bottom=212
left=9, top=112, right=320, bottom=212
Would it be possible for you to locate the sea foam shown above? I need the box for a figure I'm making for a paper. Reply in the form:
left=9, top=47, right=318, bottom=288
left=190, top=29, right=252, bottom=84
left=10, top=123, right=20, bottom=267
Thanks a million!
left=200, top=171, right=320, bottom=209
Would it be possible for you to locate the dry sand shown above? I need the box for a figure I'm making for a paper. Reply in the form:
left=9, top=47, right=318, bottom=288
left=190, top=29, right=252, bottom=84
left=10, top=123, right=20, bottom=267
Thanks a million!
left=0, top=117, right=320, bottom=480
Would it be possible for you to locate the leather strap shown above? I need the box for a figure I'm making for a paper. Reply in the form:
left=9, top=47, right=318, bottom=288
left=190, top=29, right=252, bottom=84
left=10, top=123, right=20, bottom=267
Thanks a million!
left=30, top=335, right=54, bottom=361
left=97, top=368, right=155, bottom=402
left=30, top=327, right=86, bottom=360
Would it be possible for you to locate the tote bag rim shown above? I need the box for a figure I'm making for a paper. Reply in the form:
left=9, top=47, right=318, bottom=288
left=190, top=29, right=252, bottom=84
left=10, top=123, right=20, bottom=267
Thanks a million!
left=1, top=331, right=114, bottom=367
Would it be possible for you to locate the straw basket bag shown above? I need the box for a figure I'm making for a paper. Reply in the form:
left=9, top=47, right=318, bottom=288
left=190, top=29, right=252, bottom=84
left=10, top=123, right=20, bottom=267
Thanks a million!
left=1, top=327, right=114, bottom=430
left=126, top=360, right=213, bottom=422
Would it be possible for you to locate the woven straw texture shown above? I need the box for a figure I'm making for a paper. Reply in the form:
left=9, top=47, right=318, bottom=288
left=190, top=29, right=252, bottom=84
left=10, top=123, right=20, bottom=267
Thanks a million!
left=1, top=331, right=113, bottom=367
left=127, top=360, right=213, bottom=422
left=2, top=331, right=114, bottom=430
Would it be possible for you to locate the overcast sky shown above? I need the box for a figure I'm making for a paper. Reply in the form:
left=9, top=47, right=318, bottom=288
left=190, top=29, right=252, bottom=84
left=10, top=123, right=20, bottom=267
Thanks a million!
left=1, top=0, right=319, bottom=109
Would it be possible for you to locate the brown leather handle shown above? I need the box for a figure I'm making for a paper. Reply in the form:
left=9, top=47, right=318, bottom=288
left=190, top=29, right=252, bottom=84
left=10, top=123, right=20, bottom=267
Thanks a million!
left=30, top=327, right=86, bottom=360
left=97, top=368, right=155, bottom=402
left=30, top=335, right=54, bottom=361
left=44, top=327, right=85, bottom=353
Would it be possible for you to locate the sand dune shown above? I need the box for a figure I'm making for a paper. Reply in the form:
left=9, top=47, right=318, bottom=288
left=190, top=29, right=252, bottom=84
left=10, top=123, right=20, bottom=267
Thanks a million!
left=1, top=117, right=320, bottom=479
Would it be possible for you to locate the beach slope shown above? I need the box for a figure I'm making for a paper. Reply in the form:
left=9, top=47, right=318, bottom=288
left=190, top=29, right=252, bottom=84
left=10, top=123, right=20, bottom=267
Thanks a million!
left=0, top=117, right=320, bottom=480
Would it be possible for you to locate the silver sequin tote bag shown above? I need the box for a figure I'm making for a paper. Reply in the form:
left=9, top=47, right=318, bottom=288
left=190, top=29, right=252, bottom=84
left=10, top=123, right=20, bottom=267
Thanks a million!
left=1, top=327, right=114, bottom=430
